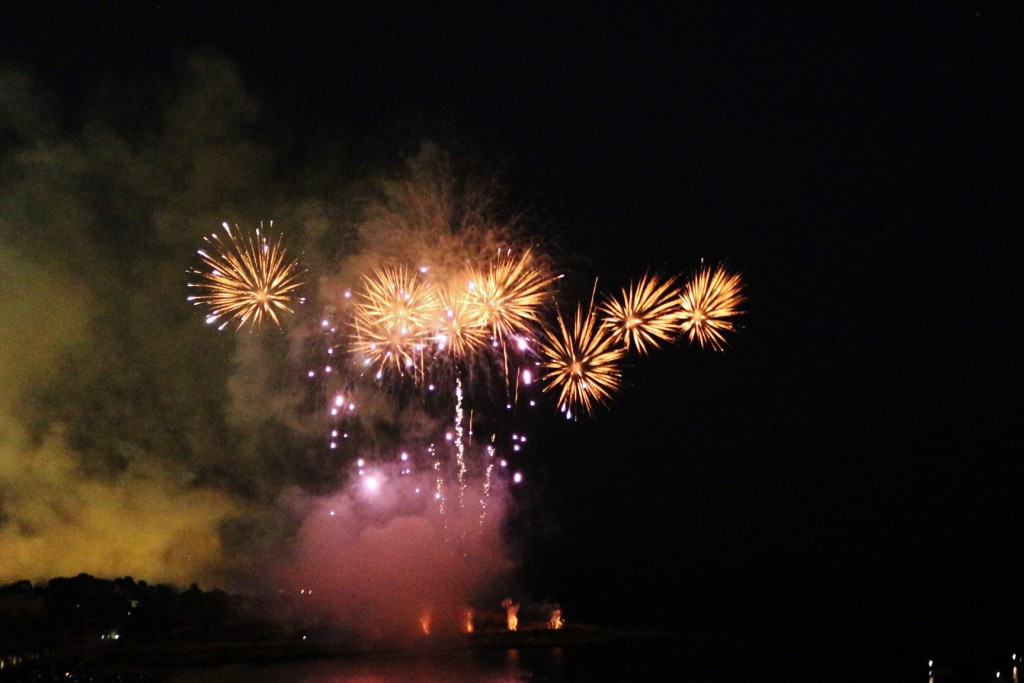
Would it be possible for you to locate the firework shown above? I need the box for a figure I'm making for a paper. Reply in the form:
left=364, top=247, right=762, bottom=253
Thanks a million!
left=539, top=292, right=624, bottom=417
left=351, top=266, right=438, bottom=374
left=599, top=273, right=680, bottom=354
left=432, top=285, right=489, bottom=359
left=677, top=262, right=745, bottom=350
left=466, top=249, right=557, bottom=346
left=187, top=222, right=304, bottom=331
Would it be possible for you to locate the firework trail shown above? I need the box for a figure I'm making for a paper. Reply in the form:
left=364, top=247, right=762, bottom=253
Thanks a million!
left=431, top=442, right=446, bottom=524
left=187, top=222, right=304, bottom=331
left=480, top=437, right=496, bottom=527
left=454, top=377, right=468, bottom=509
left=539, top=285, right=625, bottom=418
left=599, top=272, right=681, bottom=355
left=677, top=262, right=746, bottom=350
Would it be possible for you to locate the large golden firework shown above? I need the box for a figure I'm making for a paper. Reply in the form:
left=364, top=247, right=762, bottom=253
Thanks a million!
left=466, top=249, right=557, bottom=346
left=539, top=294, right=624, bottom=417
left=599, top=273, right=680, bottom=354
left=677, top=262, right=745, bottom=350
left=350, top=266, right=437, bottom=374
left=187, top=222, right=304, bottom=331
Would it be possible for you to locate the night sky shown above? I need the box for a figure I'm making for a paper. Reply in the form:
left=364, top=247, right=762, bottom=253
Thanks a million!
left=1, top=2, right=1019, bottom=677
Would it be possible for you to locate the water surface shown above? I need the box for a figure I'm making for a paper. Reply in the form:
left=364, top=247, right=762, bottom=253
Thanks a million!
left=167, top=641, right=692, bottom=683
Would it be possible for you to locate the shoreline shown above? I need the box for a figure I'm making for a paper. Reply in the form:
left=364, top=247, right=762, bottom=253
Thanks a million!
left=61, top=626, right=684, bottom=675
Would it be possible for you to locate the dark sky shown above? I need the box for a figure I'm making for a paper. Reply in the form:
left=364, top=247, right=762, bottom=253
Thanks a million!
left=2, top=1, right=1020, bottom=676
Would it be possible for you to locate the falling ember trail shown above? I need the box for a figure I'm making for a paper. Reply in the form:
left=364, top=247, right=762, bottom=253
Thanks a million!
left=480, top=438, right=496, bottom=528
left=430, top=443, right=448, bottom=535
left=455, top=377, right=467, bottom=510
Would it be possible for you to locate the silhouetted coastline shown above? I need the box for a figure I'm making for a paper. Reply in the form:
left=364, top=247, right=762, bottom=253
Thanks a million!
left=1, top=575, right=682, bottom=681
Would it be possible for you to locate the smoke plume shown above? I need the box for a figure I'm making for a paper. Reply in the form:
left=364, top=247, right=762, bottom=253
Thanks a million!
left=0, top=53, right=527, bottom=608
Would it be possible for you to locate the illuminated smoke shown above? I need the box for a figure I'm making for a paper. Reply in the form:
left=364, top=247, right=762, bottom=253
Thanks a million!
left=0, top=56, right=268, bottom=586
left=0, top=53, right=744, bottom=601
left=274, top=453, right=516, bottom=640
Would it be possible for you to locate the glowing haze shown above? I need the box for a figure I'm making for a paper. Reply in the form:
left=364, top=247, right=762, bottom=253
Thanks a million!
left=275, top=457, right=515, bottom=639
left=0, top=56, right=544, bottom=598
left=0, top=58, right=273, bottom=585
left=0, top=53, right=742, bottom=632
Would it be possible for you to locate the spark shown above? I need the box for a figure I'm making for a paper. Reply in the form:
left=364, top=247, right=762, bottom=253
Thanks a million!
left=430, top=444, right=446, bottom=522
left=599, top=272, right=680, bottom=354
left=480, top=439, right=496, bottom=527
left=539, top=290, right=624, bottom=416
left=187, top=222, right=304, bottom=331
left=454, top=377, right=467, bottom=510
left=677, top=262, right=745, bottom=350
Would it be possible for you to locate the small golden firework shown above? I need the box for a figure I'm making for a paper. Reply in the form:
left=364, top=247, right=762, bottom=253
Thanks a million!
left=187, top=222, right=304, bottom=331
left=539, top=293, right=624, bottom=416
left=466, top=249, right=557, bottom=345
left=432, top=284, right=489, bottom=359
left=599, top=273, right=680, bottom=354
left=350, top=266, right=437, bottom=375
left=677, top=262, right=745, bottom=350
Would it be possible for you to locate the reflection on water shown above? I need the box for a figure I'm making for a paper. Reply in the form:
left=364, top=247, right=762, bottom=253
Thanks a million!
left=167, top=641, right=686, bottom=683
left=169, top=648, right=547, bottom=683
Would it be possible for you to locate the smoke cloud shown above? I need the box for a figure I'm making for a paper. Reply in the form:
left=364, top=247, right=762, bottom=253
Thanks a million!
left=274, top=458, right=516, bottom=640
left=0, top=52, right=528, bottom=615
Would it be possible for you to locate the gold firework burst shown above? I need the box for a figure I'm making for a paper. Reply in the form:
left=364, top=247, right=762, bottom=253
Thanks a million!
left=187, top=222, right=304, bottom=331
left=599, top=273, right=680, bottom=354
left=677, top=262, right=745, bottom=350
left=432, top=285, right=489, bottom=359
left=539, top=294, right=624, bottom=417
left=466, top=249, right=557, bottom=345
left=350, top=266, right=437, bottom=374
